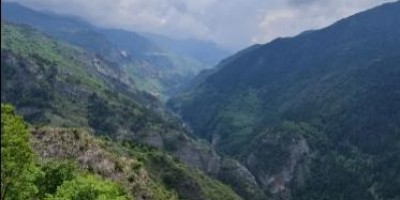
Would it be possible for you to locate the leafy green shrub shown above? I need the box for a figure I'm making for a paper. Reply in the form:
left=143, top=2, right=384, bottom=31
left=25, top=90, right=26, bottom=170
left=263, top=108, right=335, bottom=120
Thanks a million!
left=45, top=174, right=129, bottom=200
left=1, top=104, right=41, bottom=200
left=35, top=160, right=76, bottom=199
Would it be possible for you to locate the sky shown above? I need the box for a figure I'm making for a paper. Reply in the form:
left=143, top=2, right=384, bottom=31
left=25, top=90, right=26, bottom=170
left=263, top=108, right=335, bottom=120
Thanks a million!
left=6, top=0, right=394, bottom=50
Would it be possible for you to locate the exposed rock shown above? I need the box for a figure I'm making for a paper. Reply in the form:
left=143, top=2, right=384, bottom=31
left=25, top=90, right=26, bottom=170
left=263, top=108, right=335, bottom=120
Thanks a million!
left=246, top=135, right=310, bottom=197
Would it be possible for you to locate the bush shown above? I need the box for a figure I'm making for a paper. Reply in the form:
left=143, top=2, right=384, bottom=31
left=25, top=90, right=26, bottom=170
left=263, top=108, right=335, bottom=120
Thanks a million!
left=1, top=104, right=41, bottom=200
left=35, top=161, right=76, bottom=199
left=45, top=174, right=129, bottom=200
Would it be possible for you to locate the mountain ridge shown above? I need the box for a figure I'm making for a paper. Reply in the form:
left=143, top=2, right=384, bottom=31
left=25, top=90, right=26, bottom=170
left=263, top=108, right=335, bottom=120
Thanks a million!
left=171, top=1, right=400, bottom=199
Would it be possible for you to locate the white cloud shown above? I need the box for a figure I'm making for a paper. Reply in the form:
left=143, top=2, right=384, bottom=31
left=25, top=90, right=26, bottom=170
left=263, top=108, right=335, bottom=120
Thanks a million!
left=253, top=0, right=393, bottom=43
left=4, top=0, right=394, bottom=50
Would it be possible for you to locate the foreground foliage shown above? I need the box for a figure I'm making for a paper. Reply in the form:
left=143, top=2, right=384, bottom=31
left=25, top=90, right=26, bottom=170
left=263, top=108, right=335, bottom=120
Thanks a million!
left=1, top=104, right=131, bottom=200
left=45, top=175, right=128, bottom=200
left=1, top=104, right=40, bottom=200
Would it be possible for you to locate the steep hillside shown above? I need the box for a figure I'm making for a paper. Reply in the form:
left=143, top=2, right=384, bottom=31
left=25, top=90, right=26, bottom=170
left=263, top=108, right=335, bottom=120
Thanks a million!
left=1, top=21, right=145, bottom=126
left=171, top=2, right=400, bottom=199
left=31, top=127, right=245, bottom=200
left=1, top=2, right=210, bottom=97
left=1, top=104, right=243, bottom=200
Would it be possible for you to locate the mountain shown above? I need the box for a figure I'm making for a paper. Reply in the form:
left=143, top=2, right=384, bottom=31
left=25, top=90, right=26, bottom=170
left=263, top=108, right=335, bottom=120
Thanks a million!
left=143, top=33, right=231, bottom=66
left=1, top=2, right=215, bottom=98
left=171, top=2, right=400, bottom=199
left=1, top=21, right=265, bottom=200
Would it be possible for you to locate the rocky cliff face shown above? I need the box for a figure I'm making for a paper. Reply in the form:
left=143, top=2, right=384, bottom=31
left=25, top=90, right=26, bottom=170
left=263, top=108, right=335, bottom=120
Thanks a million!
left=130, top=125, right=264, bottom=199
left=246, top=137, right=309, bottom=194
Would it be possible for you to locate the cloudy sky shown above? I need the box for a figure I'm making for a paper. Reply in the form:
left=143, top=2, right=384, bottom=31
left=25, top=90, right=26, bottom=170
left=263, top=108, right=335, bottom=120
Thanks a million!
left=6, top=0, right=394, bottom=50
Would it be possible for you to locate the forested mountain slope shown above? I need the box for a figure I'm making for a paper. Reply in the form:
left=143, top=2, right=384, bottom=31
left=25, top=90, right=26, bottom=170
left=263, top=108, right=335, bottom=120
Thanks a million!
left=171, top=2, right=400, bottom=199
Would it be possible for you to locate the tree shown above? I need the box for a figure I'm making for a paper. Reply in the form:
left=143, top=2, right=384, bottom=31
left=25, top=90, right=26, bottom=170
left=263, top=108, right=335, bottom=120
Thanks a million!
left=35, top=161, right=76, bottom=199
left=45, top=174, right=129, bottom=200
left=1, top=104, right=40, bottom=200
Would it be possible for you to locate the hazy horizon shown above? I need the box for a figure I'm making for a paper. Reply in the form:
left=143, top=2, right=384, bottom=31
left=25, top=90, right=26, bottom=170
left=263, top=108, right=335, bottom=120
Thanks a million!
left=3, top=0, right=393, bottom=51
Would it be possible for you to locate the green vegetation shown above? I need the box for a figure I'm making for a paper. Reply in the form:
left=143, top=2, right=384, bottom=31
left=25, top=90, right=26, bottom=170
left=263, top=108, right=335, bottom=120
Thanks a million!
left=35, top=161, right=76, bottom=199
left=1, top=104, right=132, bottom=200
left=45, top=175, right=129, bottom=200
left=1, top=22, right=160, bottom=131
left=1, top=103, right=242, bottom=200
left=124, top=142, right=242, bottom=200
left=29, top=125, right=242, bottom=200
left=2, top=2, right=221, bottom=98
left=1, top=22, right=102, bottom=90
left=1, top=22, right=109, bottom=125
left=30, top=126, right=179, bottom=200
left=1, top=104, right=40, bottom=200
left=1, top=22, right=182, bottom=140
